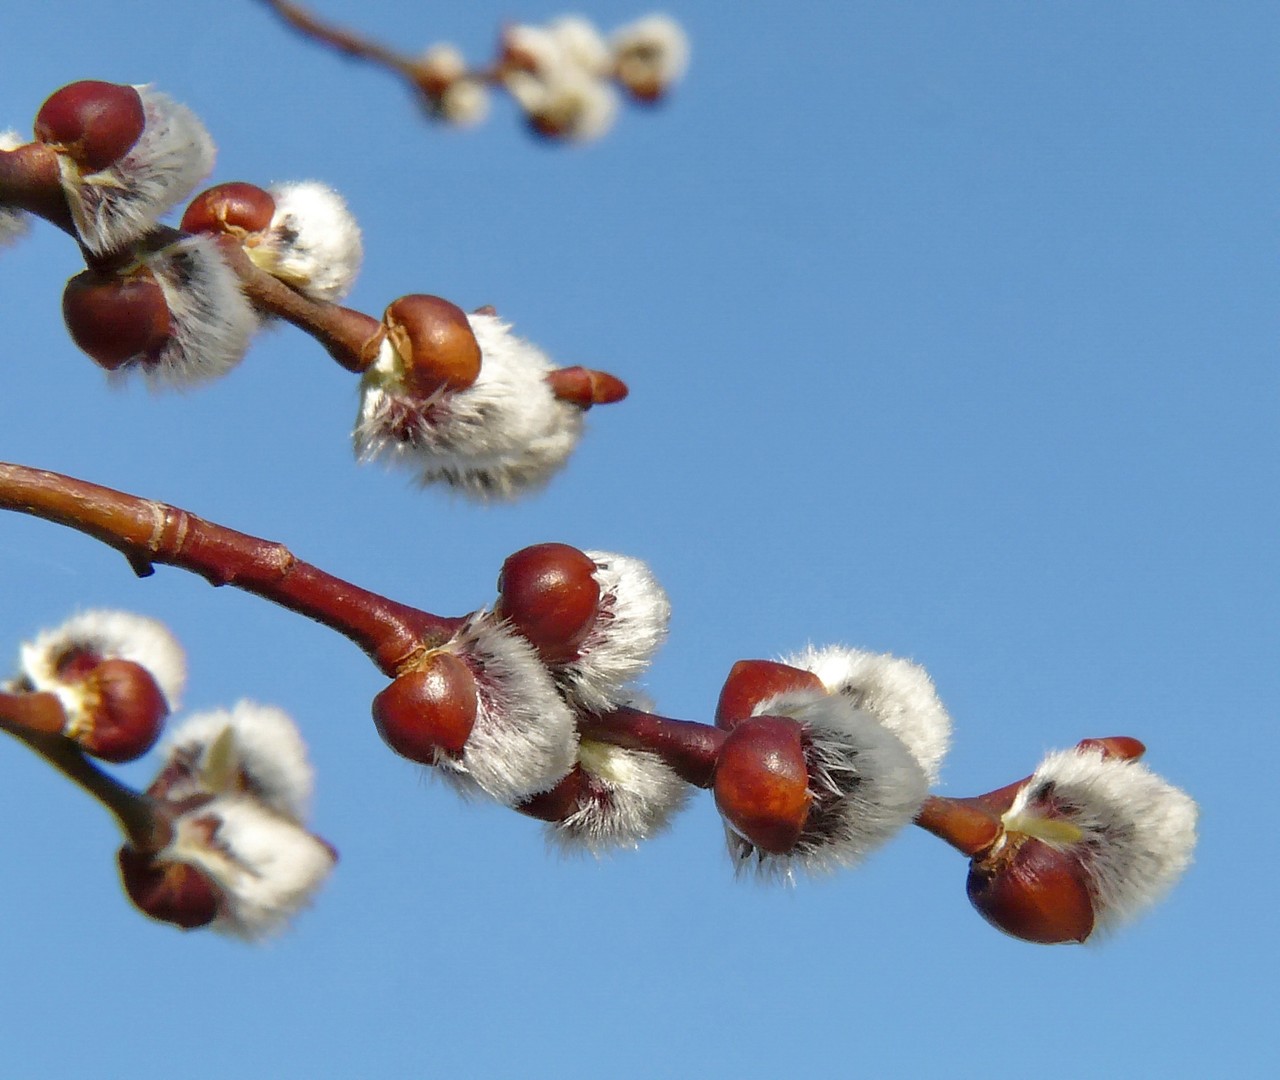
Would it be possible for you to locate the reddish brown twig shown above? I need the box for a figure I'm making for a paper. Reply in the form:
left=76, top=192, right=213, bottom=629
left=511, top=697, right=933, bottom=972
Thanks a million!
left=0, top=462, right=462, bottom=676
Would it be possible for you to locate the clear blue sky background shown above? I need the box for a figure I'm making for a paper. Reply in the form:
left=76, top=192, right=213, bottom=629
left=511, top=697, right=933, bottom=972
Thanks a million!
left=1, top=2, right=1275, bottom=1076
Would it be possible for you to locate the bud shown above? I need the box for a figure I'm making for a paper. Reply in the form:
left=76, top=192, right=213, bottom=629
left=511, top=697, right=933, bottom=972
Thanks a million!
left=36, top=81, right=215, bottom=255
left=118, top=844, right=220, bottom=931
left=555, top=550, right=670, bottom=713
left=507, top=68, right=619, bottom=143
left=18, top=609, right=186, bottom=712
left=966, top=744, right=1198, bottom=943
left=152, top=701, right=317, bottom=822
left=423, top=615, right=578, bottom=805
left=547, top=17, right=613, bottom=78
left=610, top=16, right=690, bottom=102
left=63, top=267, right=172, bottom=371
left=496, top=543, right=602, bottom=665
left=381, top=295, right=482, bottom=397
left=414, top=45, right=492, bottom=127
left=781, top=644, right=951, bottom=783
left=61, top=657, right=168, bottom=762
left=355, top=311, right=594, bottom=500
left=523, top=737, right=690, bottom=854
left=372, top=652, right=478, bottom=762
left=184, top=181, right=363, bottom=304
left=714, top=659, right=825, bottom=728
left=720, top=692, right=928, bottom=880
left=713, top=715, right=811, bottom=855
left=98, top=235, right=256, bottom=388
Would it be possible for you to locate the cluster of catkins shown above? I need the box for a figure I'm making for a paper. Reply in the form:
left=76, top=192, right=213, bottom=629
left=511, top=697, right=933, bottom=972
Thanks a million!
left=418, top=14, right=689, bottom=139
left=3, top=611, right=335, bottom=938
left=368, top=541, right=1198, bottom=943
left=0, top=79, right=624, bottom=498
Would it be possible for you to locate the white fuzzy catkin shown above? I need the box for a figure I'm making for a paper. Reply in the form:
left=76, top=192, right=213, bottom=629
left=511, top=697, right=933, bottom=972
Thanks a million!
left=429, top=615, right=578, bottom=805
left=354, top=312, right=585, bottom=500
left=1002, top=746, right=1198, bottom=936
left=162, top=795, right=336, bottom=941
left=506, top=67, right=619, bottom=142
left=548, top=17, right=614, bottom=78
left=556, top=551, right=671, bottom=713
left=19, top=609, right=186, bottom=712
left=246, top=181, right=362, bottom=303
left=781, top=644, right=951, bottom=784
left=726, top=692, right=929, bottom=881
left=0, top=130, right=32, bottom=247
left=129, top=234, right=257, bottom=388
left=161, top=701, right=315, bottom=822
left=58, top=85, right=215, bottom=256
left=545, top=739, right=690, bottom=854
left=611, top=15, right=690, bottom=96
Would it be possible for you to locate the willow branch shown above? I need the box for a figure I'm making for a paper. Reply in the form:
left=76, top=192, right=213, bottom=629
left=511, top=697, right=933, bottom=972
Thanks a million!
left=0, top=462, right=462, bottom=676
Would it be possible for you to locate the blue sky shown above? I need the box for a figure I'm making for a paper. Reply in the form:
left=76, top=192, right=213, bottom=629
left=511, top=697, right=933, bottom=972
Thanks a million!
left=0, top=1, right=1275, bottom=1076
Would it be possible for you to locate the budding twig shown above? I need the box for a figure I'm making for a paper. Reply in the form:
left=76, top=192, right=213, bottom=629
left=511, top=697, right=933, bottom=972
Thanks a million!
left=0, top=462, right=461, bottom=676
left=0, top=696, right=166, bottom=851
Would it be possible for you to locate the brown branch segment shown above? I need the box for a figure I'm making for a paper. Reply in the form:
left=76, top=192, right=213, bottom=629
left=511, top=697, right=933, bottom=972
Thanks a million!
left=0, top=462, right=462, bottom=676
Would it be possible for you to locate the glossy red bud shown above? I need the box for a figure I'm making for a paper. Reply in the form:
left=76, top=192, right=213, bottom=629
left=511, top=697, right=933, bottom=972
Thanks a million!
left=63, top=269, right=171, bottom=370
left=118, top=847, right=219, bottom=930
left=715, top=659, right=826, bottom=730
left=35, top=81, right=146, bottom=173
left=713, top=715, right=811, bottom=854
left=966, top=835, right=1095, bottom=944
left=496, top=543, right=601, bottom=665
left=516, top=765, right=592, bottom=823
left=546, top=366, right=629, bottom=408
left=372, top=652, right=478, bottom=762
left=181, top=182, right=276, bottom=237
left=73, top=658, right=169, bottom=763
left=384, top=294, right=482, bottom=397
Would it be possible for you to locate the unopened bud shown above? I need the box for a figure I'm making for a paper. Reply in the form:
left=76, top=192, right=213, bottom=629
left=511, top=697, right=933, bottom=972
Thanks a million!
left=967, top=834, right=1096, bottom=944
left=117, top=845, right=220, bottom=931
left=713, top=715, right=811, bottom=855
left=181, top=181, right=276, bottom=237
left=34, top=80, right=146, bottom=173
left=372, top=652, right=478, bottom=761
left=67, top=657, right=169, bottom=762
left=62, top=267, right=172, bottom=371
left=382, top=294, right=481, bottom=397
left=496, top=543, right=601, bottom=665
left=545, top=366, right=629, bottom=408
left=714, top=659, right=825, bottom=729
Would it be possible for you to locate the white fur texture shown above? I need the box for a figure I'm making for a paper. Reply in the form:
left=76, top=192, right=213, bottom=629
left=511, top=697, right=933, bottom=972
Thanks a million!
left=163, top=795, right=335, bottom=941
left=162, top=701, right=315, bottom=822
left=430, top=615, right=578, bottom=804
left=781, top=644, right=951, bottom=784
left=506, top=67, right=618, bottom=142
left=726, top=692, right=928, bottom=881
left=0, top=130, right=31, bottom=247
left=19, top=609, right=186, bottom=712
left=548, top=17, right=613, bottom=77
left=1001, top=746, right=1198, bottom=936
left=611, top=16, right=690, bottom=92
left=354, top=313, right=585, bottom=499
left=247, top=181, right=362, bottom=303
left=60, top=85, right=215, bottom=255
left=556, top=551, right=670, bottom=713
left=545, top=739, right=691, bottom=854
left=129, top=234, right=257, bottom=389
left=437, top=79, right=491, bottom=126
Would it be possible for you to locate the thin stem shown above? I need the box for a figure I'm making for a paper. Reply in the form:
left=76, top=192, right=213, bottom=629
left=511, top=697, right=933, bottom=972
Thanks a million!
left=257, top=0, right=422, bottom=77
left=913, top=795, right=1002, bottom=857
left=0, top=704, right=166, bottom=851
left=0, top=462, right=462, bottom=676
left=577, top=706, right=727, bottom=788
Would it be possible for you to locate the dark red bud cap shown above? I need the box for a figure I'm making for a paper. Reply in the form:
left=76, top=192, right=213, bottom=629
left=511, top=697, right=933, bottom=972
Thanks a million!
left=496, top=543, right=601, bottom=665
left=372, top=652, right=479, bottom=762
left=117, top=847, right=220, bottom=931
left=966, top=836, right=1096, bottom=944
left=74, top=658, right=168, bottom=763
left=181, top=182, right=276, bottom=237
left=63, top=269, right=171, bottom=371
left=715, top=660, right=826, bottom=730
left=546, top=366, right=629, bottom=408
left=713, top=715, right=811, bottom=854
left=384, top=294, right=482, bottom=397
left=35, top=81, right=146, bottom=173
